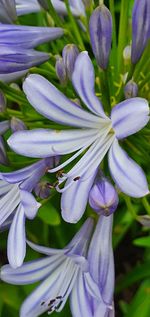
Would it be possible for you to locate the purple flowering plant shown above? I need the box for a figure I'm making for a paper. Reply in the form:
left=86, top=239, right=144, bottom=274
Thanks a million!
left=0, top=0, right=149, bottom=317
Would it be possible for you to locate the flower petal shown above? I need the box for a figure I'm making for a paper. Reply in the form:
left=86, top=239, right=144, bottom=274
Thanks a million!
left=61, top=167, right=98, bottom=223
left=88, top=215, right=114, bottom=305
left=23, top=74, right=103, bottom=128
left=0, top=70, right=27, bottom=83
left=20, top=190, right=41, bottom=219
left=0, top=184, right=20, bottom=226
left=0, top=120, right=10, bottom=135
left=111, top=98, right=149, bottom=139
left=27, top=240, right=66, bottom=256
left=72, top=52, right=106, bottom=118
left=7, top=205, right=26, bottom=268
left=108, top=139, right=149, bottom=197
left=8, top=128, right=99, bottom=158
left=1, top=255, right=65, bottom=285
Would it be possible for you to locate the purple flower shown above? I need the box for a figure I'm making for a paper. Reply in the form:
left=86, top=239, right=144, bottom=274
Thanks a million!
left=131, top=0, right=150, bottom=64
left=70, top=215, right=115, bottom=317
left=89, top=176, right=118, bottom=216
left=0, top=24, right=64, bottom=49
left=55, top=57, right=67, bottom=85
left=16, top=0, right=85, bottom=17
left=8, top=52, right=149, bottom=223
left=89, top=5, right=112, bottom=69
left=0, top=218, right=102, bottom=317
left=62, top=44, right=79, bottom=79
left=0, top=0, right=17, bottom=23
left=124, top=80, right=138, bottom=99
left=10, top=117, right=27, bottom=133
left=0, top=158, right=54, bottom=268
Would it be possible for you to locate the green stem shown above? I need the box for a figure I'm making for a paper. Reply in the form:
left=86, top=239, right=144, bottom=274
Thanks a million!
left=117, top=0, right=130, bottom=75
left=142, top=197, right=150, bottom=215
left=124, top=196, right=137, bottom=218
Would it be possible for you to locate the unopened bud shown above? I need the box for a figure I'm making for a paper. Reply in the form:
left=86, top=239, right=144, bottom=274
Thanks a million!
left=0, top=136, right=8, bottom=165
left=34, top=181, right=51, bottom=199
left=124, top=80, right=138, bottom=99
left=10, top=117, right=27, bottom=133
left=89, top=178, right=118, bottom=216
left=131, top=0, right=150, bottom=64
left=0, top=0, right=17, bottom=23
left=55, top=57, right=67, bottom=85
left=62, top=44, right=79, bottom=79
left=37, top=0, right=49, bottom=11
left=89, top=5, right=112, bottom=69
left=0, top=91, right=6, bottom=113
left=123, top=45, right=131, bottom=64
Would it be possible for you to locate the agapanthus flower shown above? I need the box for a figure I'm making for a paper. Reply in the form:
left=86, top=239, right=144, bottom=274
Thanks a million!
left=16, top=0, right=85, bottom=17
left=0, top=158, right=54, bottom=268
left=131, top=0, right=150, bottom=64
left=0, top=218, right=102, bottom=317
left=0, top=24, right=64, bottom=49
left=0, top=120, right=10, bottom=165
left=71, top=215, right=114, bottom=317
left=8, top=51, right=149, bottom=223
left=0, top=0, right=17, bottom=23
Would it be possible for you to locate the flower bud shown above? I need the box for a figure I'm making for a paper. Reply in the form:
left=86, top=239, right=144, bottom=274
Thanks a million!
left=123, top=45, right=131, bottom=64
left=124, top=80, right=138, bottom=99
left=37, top=0, right=49, bottom=11
left=0, top=136, right=8, bottom=165
left=89, top=5, right=112, bottom=69
left=34, top=181, right=51, bottom=199
left=55, top=57, right=67, bottom=85
left=0, top=91, right=6, bottom=113
left=10, top=117, right=27, bottom=133
left=0, top=0, right=17, bottom=23
left=62, top=44, right=79, bottom=79
left=89, top=178, right=118, bottom=216
left=131, top=0, right=150, bottom=64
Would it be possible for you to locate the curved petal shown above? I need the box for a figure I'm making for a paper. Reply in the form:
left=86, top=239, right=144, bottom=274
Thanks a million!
left=8, top=128, right=99, bottom=158
left=16, top=0, right=40, bottom=16
left=0, top=25, right=64, bottom=49
left=7, top=205, right=26, bottom=268
left=108, top=139, right=149, bottom=197
left=27, top=240, right=66, bottom=256
left=0, top=47, right=49, bottom=74
left=0, top=184, right=20, bottom=226
left=0, top=70, right=27, bottom=83
left=111, top=98, right=149, bottom=139
left=61, top=167, right=98, bottom=223
left=72, top=52, right=106, bottom=118
left=1, top=255, right=65, bottom=285
left=0, top=120, right=10, bottom=135
left=23, top=74, right=103, bottom=128
left=20, top=190, right=41, bottom=219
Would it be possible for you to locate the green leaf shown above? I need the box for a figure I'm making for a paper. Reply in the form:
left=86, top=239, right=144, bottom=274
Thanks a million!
left=133, top=236, right=150, bottom=247
left=125, top=279, right=150, bottom=317
left=37, top=201, right=61, bottom=226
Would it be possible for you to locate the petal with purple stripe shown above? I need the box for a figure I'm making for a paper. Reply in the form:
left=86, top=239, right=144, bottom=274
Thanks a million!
left=111, top=98, right=149, bottom=139
left=23, top=74, right=103, bottom=128
left=108, top=139, right=149, bottom=197
left=72, top=52, right=106, bottom=118
left=8, top=128, right=99, bottom=158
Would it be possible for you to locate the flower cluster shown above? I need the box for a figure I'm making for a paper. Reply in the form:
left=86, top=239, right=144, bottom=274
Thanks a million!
left=0, top=0, right=149, bottom=316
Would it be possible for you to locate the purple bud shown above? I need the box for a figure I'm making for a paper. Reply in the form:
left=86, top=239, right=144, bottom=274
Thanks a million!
left=62, top=44, right=79, bottom=79
left=124, top=80, right=138, bottom=99
left=37, top=0, right=49, bottom=11
left=0, top=0, right=17, bottom=23
left=123, top=45, right=131, bottom=64
left=131, top=0, right=150, bottom=64
left=89, top=5, right=112, bottom=69
left=0, top=136, right=8, bottom=165
left=0, top=90, right=6, bottom=112
left=89, top=178, right=118, bottom=216
left=34, top=181, right=51, bottom=199
left=10, top=117, right=27, bottom=133
left=55, top=57, right=67, bottom=85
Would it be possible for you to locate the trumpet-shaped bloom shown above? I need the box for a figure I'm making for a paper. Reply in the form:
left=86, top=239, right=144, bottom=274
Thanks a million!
left=0, top=158, right=53, bottom=268
left=8, top=51, right=149, bottom=223
left=70, top=215, right=115, bottom=317
left=0, top=218, right=102, bottom=317
left=16, top=0, right=85, bottom=17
